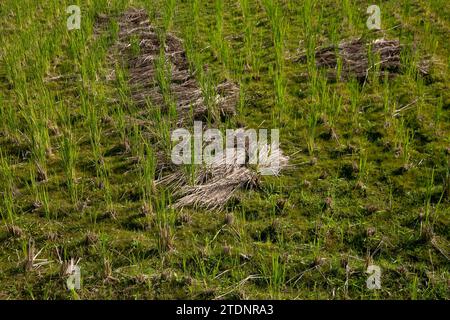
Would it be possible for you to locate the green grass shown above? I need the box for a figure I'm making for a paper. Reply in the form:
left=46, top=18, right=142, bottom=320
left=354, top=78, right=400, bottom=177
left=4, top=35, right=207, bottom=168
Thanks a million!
left=0, top=0, right=449, bottom=300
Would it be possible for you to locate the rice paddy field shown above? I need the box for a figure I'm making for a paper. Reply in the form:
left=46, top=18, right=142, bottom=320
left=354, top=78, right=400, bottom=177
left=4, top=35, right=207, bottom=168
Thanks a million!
left=0, top=0, right=449, bottom=300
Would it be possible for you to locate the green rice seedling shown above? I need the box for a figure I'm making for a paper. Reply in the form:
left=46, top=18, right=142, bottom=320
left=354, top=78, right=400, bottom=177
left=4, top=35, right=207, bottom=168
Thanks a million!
left=423, top=20, right=438, bottom=56
left=115, top=65, right=131, bottom=109
left=260, top=253, right=286, bottom=297
left=37, top=184, right=51, bottom=219
left=395, top=118, right=414, bottom=167
left=400, top=47, right=419, bottom=81
left=0, top=152, right=15, bottom=224
left=382, top=73, right=393, bottom=122
left=306, top=33, right=318, bottom=92
left=0, top=95, right=19, bottom=140
left=328, top=15, right=340, bottom=47
left=182, top=25, right=196, bottom=67
left=252, top=29, right=264, bottom=80
left=434, top=95, right=443, bottom=134
left=99, top=168, right=115, bottom=219
left=87, top=102, right=102, bottom=175
left=402, top=0, right=412, bottom=19
left=24, top=103, right=51, bottom=182
left=424, top=168, right=435, bottom=224
left=155, top=50, right=177, bottom=119
left=367, top=45, right=381, bottom=88
left=239, top=0, right=254, bottom=71
left=192, top=0, right=200, bottom=31
left=238, top=81, right=246, bottom=116
left=163, top=0, right=176, bottom=33
left=114, top=102, right=127, bottom=148
left=328, top=89, right=342, bottom=130
left=358, top=148, right=368, bottom=182
left=318, top=73, right=331, bottom=114
left=198, top=70, right=219, bottom=124
left=336, top=56, right=343, bottom=82
left=60, top=130, right=78, bottom=205
left=27, top=163, right=50, bottom=218
left=410, top=275, right=419, bottom=300
left=347, top=78, right=361, bottom=122
left=129, top=124, right=143, bottom=158
left=305, top=110, right=318, bottom=156
left=262, top=0, right=286, bottom=123
left=155, top=206, right=176, bottom=253
left=140, top=143, right=156, bottom=207
left=272, top=65, right=286, bottom=123
left=212, top=0, right=230, bottom=71
left=157, top=115, right=173, bottom=157
left=302, top=0, right=314, bottom=37
left=129, top=34, right=141, bottom=58
left=401, top=128, right=414, bottom=167
left=343, top=0, right=354, bottom=31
